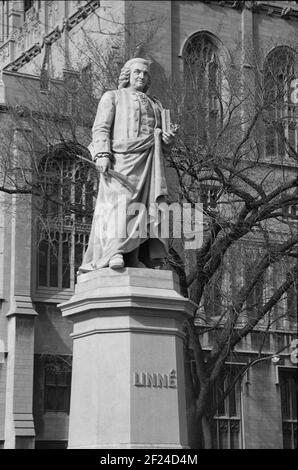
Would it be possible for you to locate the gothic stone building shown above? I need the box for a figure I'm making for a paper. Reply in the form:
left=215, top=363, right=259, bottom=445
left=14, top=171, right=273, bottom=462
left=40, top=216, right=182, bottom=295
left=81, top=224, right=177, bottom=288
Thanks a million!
left=0, top=0, right=297, bottom=449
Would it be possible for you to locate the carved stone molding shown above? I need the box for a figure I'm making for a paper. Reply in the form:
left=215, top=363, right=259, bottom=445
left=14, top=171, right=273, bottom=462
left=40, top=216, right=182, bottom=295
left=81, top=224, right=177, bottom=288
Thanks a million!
left=4, top=0, right=101, bottom=73
left=200, top=0, right=298, bottom=19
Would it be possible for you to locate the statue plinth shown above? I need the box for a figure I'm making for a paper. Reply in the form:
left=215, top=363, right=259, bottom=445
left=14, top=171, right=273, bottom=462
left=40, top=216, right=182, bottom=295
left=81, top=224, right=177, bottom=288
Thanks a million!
left=59, top=268, right=196, bottom=449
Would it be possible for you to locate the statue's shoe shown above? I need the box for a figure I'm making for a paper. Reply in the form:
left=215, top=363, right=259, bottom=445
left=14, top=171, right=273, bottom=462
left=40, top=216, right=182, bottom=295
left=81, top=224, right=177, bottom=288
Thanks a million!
left=136, top=261, right=146, bottom=268
left=109, top=254, right=124, bottom=269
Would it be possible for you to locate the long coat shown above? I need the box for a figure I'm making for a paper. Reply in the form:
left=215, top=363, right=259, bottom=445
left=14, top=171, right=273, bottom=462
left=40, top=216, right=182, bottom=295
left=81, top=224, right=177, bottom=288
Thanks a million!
left=80, top=87, right=168, bottom=271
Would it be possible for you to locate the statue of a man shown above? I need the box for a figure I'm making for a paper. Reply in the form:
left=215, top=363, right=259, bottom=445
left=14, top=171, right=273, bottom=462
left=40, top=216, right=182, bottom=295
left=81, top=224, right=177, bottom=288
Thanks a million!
left=79, top=58, right=176, bottom=272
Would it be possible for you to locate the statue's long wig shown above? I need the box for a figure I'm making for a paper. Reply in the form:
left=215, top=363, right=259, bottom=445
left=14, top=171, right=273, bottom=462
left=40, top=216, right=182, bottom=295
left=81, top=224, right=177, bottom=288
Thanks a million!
left=118, top=58, right=152, bottom=92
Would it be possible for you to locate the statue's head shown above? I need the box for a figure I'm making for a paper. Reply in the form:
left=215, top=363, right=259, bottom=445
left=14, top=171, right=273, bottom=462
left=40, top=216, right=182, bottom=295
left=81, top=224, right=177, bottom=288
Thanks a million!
left=118, top=58, right=151, bottom=92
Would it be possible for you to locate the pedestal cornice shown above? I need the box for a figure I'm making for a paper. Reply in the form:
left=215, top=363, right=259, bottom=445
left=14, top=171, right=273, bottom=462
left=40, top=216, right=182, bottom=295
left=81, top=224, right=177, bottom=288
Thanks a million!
left=59, top=268, right=197, bottom=321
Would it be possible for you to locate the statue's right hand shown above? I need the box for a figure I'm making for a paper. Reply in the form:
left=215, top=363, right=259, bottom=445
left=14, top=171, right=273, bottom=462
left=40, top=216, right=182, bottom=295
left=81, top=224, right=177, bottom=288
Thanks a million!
left=96, top=157, right=111, bottom=174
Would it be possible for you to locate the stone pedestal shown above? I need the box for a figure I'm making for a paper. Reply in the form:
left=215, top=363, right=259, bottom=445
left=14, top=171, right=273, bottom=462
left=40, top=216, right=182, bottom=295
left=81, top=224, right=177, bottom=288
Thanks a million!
left=59, top=268, right=196, bottom=449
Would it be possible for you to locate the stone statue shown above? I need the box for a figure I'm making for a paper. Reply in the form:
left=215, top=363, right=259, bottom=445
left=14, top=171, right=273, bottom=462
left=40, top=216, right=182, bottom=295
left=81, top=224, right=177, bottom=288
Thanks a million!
left=79, top=58, right=177, bottom=272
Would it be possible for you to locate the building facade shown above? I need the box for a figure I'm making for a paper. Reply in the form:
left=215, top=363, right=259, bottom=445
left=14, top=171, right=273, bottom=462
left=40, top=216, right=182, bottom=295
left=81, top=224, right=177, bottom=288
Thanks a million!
left=0, top=0, right=297, bottom=449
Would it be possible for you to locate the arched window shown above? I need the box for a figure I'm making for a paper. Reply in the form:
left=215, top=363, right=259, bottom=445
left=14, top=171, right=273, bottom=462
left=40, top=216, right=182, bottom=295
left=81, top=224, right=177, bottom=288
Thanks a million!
left=183, top=33, right=222, bottom=145
left=264, top=47, right=297, bottom=158
left=36, top=143, right=98, bottom=292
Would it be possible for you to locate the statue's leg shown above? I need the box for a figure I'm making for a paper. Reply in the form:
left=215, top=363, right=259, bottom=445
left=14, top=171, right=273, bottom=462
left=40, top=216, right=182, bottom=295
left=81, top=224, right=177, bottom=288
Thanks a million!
left=150, top=258, right=164, bottom=269
left=124, top=247, right=140, bottom=267
left=138, top=240, right=165, bottom=269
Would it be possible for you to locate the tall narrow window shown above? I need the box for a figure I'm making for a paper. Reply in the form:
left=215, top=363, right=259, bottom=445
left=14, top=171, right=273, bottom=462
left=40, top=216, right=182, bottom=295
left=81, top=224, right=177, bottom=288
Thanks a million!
left=44, top=358, right=72, bottom=413
left=204, top=266, right=223, bottom=318
left=211, top=366, right=242, bottom=449
left=0, top=2, right=3, bottom=42
left=244, top=248, right=265, bottom=321
left=81, top=63, right=92, bottom=96
left=36, top=145, right=97, bottom=291
left=1, top=1, right=9, bottom=41
left=280, top=369, right=297, bottom=449
left=183, top=33, right=222, bottom=146
left=264, top=47, right=297, bottom=159
left=287, top=275, right=298, bottom=325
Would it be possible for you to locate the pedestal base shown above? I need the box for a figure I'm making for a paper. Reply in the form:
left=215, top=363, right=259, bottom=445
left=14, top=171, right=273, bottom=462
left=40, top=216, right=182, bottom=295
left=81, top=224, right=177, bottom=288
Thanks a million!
left=59, top=268, right=196, bottom=449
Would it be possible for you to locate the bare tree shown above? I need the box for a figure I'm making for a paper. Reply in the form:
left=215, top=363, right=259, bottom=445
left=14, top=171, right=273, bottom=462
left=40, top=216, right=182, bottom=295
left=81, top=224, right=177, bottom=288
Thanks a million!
left=160, top=37, right=298, bottom=447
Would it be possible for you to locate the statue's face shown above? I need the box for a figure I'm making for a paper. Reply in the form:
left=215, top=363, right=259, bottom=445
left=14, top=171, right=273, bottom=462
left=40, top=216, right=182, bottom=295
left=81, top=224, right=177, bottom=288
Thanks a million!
left=129, top=62, right=149, bottom=92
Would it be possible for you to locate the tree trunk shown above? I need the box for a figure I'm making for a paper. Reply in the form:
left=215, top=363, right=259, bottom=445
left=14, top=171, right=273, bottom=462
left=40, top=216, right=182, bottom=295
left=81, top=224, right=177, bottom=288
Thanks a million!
left=201, top=415, right=212, bottom=449
left=194, top=383, right=212, bottom=448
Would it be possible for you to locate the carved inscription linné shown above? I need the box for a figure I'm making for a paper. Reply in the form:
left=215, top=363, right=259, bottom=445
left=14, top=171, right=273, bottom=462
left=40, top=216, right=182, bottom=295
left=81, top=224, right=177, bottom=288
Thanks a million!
left=133, top=369, right=177, bottom=389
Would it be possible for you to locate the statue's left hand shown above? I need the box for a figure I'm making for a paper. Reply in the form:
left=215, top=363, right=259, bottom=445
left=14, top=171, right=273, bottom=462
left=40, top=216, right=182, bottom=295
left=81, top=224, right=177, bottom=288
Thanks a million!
left=162, top=130, right=177, bottom=146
